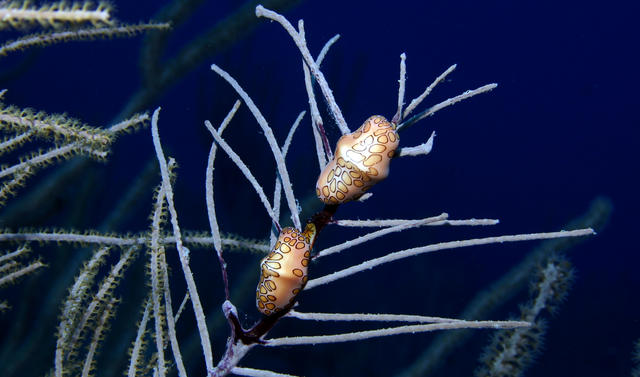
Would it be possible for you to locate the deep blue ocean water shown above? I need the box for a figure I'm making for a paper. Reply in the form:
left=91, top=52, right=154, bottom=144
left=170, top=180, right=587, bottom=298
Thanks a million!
left=0, top=1, right=637, bottom=376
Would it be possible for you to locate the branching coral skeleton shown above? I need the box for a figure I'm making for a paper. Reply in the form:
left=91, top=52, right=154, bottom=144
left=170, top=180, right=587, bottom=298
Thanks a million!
left=140, top=5, right=594, bottom=377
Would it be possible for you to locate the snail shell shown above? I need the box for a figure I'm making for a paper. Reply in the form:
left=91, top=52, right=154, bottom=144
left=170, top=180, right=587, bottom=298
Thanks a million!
left=256, top=224, right=315, bottom=315
left=316, top=115, right=399, bottom=204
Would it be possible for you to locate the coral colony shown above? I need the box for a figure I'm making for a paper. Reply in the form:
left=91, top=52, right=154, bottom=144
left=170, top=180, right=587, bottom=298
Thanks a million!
left=0, top=2, right=594, bottom=377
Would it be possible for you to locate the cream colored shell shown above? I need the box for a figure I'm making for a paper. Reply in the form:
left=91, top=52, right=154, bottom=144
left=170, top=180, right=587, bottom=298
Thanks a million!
left=316, top=115, right=399, bottom=204
left=256, top=225, right=314, bottom=315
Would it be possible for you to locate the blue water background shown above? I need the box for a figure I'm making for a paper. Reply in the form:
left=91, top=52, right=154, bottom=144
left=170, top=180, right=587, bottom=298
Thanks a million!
left=1, top=0, right=637, bottom=376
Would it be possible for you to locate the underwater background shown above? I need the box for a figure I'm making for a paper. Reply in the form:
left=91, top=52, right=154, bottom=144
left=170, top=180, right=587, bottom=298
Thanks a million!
left=0, top=0, right=638, bottom=376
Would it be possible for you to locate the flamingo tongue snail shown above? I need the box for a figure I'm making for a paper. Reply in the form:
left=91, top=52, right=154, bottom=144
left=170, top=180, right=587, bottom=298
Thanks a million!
left=316, top=115, right=400, bottom=204
left=256, top=223, right=316, bottom=315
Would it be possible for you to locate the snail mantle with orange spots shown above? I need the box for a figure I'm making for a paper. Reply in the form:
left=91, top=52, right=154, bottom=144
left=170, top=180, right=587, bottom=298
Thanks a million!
left=256, top=224, right=316, bottom=316
left=316, top=115, right=399, bottom=204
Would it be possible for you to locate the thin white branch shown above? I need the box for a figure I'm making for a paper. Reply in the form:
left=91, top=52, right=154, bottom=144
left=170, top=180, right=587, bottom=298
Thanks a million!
left=286, top=310, right=464, bottom=324
left=211, top=237, right=269, bottom=252
left=81, top=296, right=116, bottom=377
left=356, top=193, right=373, bottom=202
left=150, top=187, right=168, bottom=377
left=205, top=120, right=280, bottom=229
left=211, top=64, right=301, bottom=230
left=334, top=216, right=499, bottom=228
left=55, top=247, right=105, bottom=308
left=306, top=33, right=340, bottom=169
left=0, top=165, right=31, bottom=203
left=0, top=260, right=44, bottom=287
left=108, top=112, right=150, bottom=135
left=408, top=83, right=498, bottom=126
left=127, top=298, right=151, bottom=377
left=0, top=130, right=34, bottom=155
left=151, top=108, right=214, bottom=371
left=0, top=111, right=110, bottom=146
left=315, top=213, right=449, bottom=259
left=56, top=246, right=110, bottom=377
left=0, top=244, right=29, bottom=264
left=397, top=131, right=435, bottom=157
left=0, top=261, right=17, bottom=274
left=206, top=100, right=241, bottom=254
left=174, top=293, right=189, bottom=324
left=0, top=232, right=270, bottom=252
left=264, top=320, right=530, bottom=346
left=160, top=245, right=187, bottom=377
left=306, top=228, right=595, bottom=290
left=151, top=184, right=187, bottom=377
left=0, top=142, right=76, bottom=179
left=304, top=61, right=328, bottom=171
left=304, top=32, right=340, bottom=167
left=403, top=64, right=457, bottom=119
left=0, top=5, right=112, bottom=26
left=394, top=53, right=407, bottom=123
left=282, top=111, right=306, bottom=157
left=272, top=111, right=306, bottom=244
left=232, top=367, right=299, bottom=377
left=70, top=246, right=135, bottom=354
left=255, top=5, right=350, bottom=135
left=0, top=23, right=169, bottom=57
left=316, top=34, right=340, bottom=66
